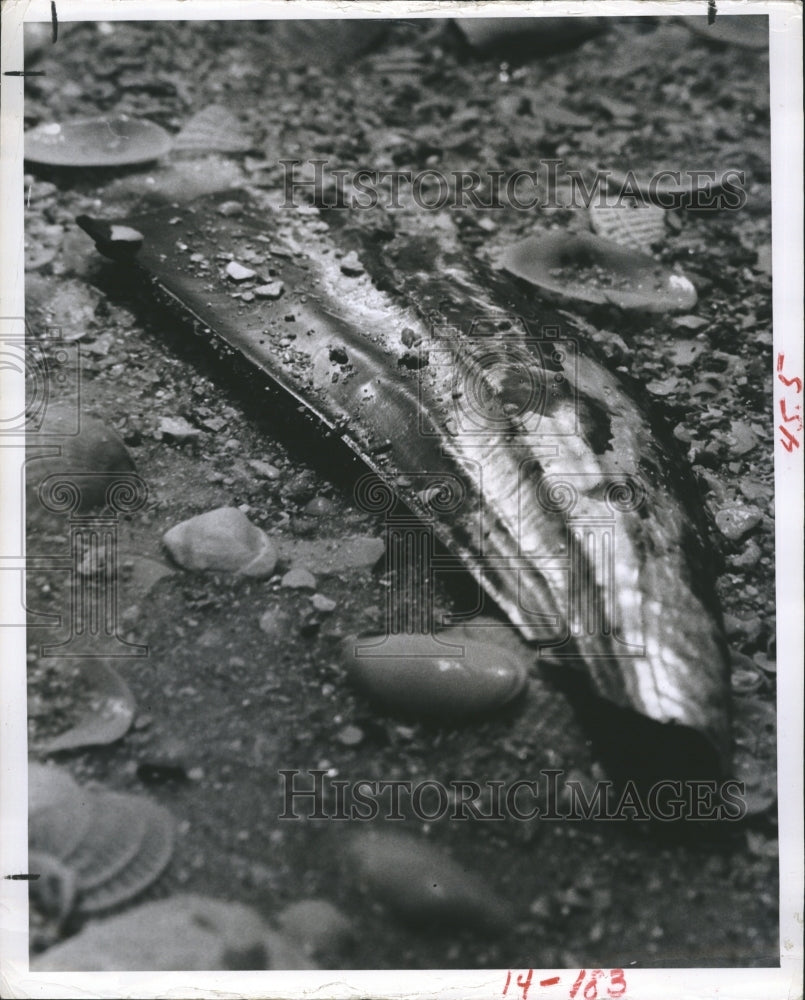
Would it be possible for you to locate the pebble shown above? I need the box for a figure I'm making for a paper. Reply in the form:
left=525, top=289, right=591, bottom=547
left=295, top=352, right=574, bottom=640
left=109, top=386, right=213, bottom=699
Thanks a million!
left=723, top=614, right=763, bottom=645
left=159, top=416, right=201, bottom=443
left=336, top=724, right=364, bottom=746
left=249, top=459, right=281, bottom=480
left=339, top=252, right=364, bottom=277
left=277, top=899, right=353, bottom=960
left=258, top=607, right=287, bottom=637
left=226, top=261, right=256, bottom=282
left=281, top=567, right=317, bottom=589
left=348, top=828, right=509, bottom=930
left=255, top=281, right=284, bottom=299
left=729, top=539, right=762, bottom=569
left=672, top=315, right=709, bottom=331
left=739, top=479, right=770, bottom=503
left=163, top=507, right=277, bottom=577
left=725, top=421, right=758, bottom=457
left=311, top=593, right=336, bottom=613
left=303, top=495, right=337, bottom=516
left=217, top=201, right=244, bottom=217
left=341, top=631, right=528, bottom=720
left=714, top=505, right=763, bottom=542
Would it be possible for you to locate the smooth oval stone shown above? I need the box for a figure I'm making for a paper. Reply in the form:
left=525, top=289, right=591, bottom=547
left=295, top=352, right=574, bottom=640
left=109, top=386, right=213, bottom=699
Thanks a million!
left=348, top=827, right=509, bottom=930
left=27, top=404, right=135, bottom=513
left=277, top=899, right=353, bottom=959
left=31, top=894, right=316, bottom=971
left=342, top=632, right=528, bottom=720
left=163, top=507, right=277, bottom=577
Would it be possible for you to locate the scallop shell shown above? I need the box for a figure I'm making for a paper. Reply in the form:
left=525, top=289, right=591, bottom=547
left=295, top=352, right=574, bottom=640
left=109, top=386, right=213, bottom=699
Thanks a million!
left=502, top=229, right=697, bottom=313
left=29, top=763, right=175, bottom=916
left=38, top=659, right=136, bottom=754
left=588, top=202, right=666, bottom=252
left=172, top=105, right=253, bottom=155
left=348, top=827, right=509, bottom=930
left=25, top=115, right=171, bottom=168
left=163, top=506, right=278, bottom=577
left=342, top=631, right=528, bottom=720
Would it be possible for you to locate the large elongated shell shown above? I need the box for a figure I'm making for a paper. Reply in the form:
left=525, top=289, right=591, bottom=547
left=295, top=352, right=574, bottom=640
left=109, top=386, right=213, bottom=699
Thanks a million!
left=29, top=763, right=174, bottom=916
left=79, top=192, right=730, bottom=774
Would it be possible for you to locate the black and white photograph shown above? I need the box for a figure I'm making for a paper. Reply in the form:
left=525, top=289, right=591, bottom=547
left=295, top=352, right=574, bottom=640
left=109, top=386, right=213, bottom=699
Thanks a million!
left=0, top=2, right=802, bottom=997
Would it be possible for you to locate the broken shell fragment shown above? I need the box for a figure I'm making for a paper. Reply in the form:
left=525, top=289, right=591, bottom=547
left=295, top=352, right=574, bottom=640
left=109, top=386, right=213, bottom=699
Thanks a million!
left=341, top=632, right=528, bottom=720
left=25, top=115, right=172, bottom=168
left=163, top=507, right=277, bottom=577
left=501, top=229, right=697, bottom=313
left=348, top=827, right=509, bottom=930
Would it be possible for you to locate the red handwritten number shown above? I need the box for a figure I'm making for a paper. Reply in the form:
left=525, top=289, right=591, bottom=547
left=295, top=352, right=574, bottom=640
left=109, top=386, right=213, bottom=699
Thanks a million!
left=779, top=425, right=801, bottom=451
left=503, top=970, right=512, bottom=996
left=569, top=970, right=626, bottom=1000
left=569, top=970, right=586, bottom=999
left=607, top=970, right=627, bottom=998
left=779, top=372, right=804, bottom=394
left=517, top=969, right=534, bottom=1000
left=585, top=970, right=605, bottom=999
left=779, top=399, right=803, bottom=425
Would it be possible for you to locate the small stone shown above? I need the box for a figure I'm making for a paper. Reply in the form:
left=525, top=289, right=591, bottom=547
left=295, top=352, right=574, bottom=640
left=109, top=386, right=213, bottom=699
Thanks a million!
left=163, top=507, right=277, bottom=577
left=281, top=567, right=316, bottom=589
left=672, top=315, right=709, bottom=331
left=226, top=261, right=255, bottom=282
left=249, top=459, right=281, bottom=480
left=255, top=281, right=284, bottom=299
left=259, top=607, right=287, bottom=636
left=217, top=201, right=244, bottom=217
left=329, top=346, right=348, bottom=365
left=723, top=614, right=763, bottom=645
left=336, top=724, right=364, bottom=746
left=277, top=900, right=353, bottom=960
left=311, top=593, right=336, bottom=613
left=725, top=421, right=758, bottom=457
left=729, top=539, right=762, bottom=569
left=715, top=505, right=763, bottom=542
left=160, top=416, right=201, bottom=443
left=339, top=252, right=364, bottom=277
left=303, top=495, right=337, bottom=516
left=739, top=479, right=770, bottom=503
left=201, top=416, right=226, bottom=432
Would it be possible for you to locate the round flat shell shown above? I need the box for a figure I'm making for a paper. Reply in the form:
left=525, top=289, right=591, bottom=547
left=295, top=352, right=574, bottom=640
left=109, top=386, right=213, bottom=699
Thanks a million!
left=25, top=116, right=172, bottom=168
left=501, top=229, right=697, bottom=313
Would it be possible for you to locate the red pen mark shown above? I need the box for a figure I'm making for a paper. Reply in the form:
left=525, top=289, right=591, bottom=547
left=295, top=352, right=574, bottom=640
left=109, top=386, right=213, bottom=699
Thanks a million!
left=568, top=970, right=627, bottom=999
left=776, top=353, right=803, bottom=451
left=540, top=977, right=561, bottom=987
